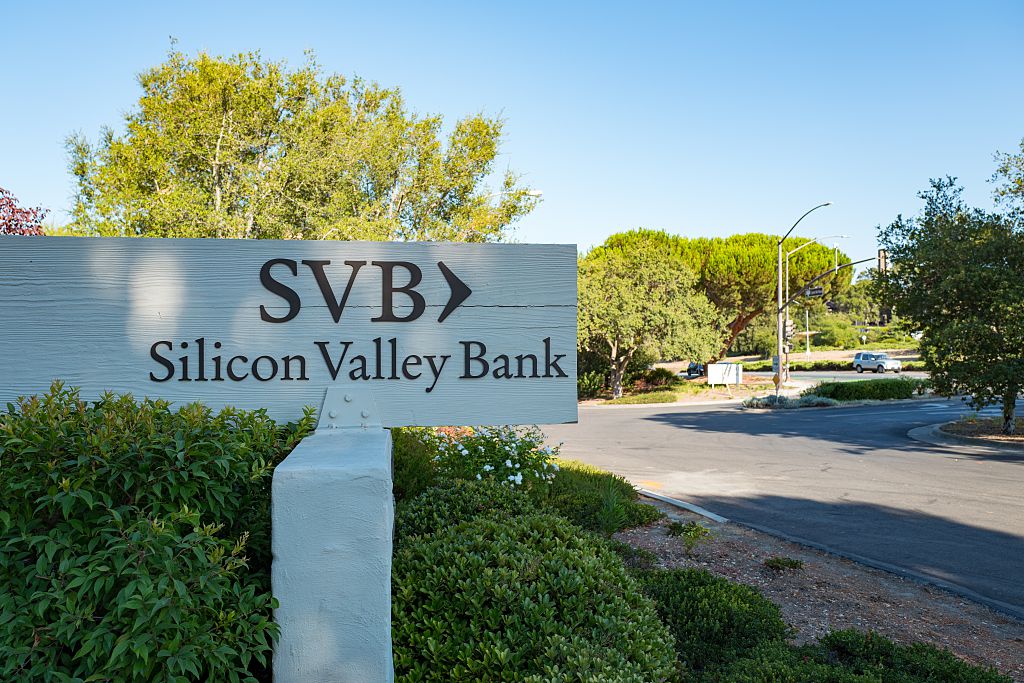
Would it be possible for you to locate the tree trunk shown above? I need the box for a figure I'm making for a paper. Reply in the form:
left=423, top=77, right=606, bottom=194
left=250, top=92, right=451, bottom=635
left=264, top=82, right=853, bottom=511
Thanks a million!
left=609, top=349, right=633, bottom=399
left=715, top=308, right=765, bottom=361
left=1002, top=389, right=1017, bottom=435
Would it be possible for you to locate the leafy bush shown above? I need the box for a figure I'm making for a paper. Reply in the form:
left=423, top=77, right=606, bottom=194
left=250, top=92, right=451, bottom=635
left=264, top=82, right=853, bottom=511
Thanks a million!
left=643, top=367, right=679, bottom=387
left=601, top=538, right=659, bottom=571
left=411, top=425, right=558, bottom=491
left=637, top=568, right=788, bottom=674
left=763, top=556, right=804, bottom=571
left=606, top=390, right=678, bottom=405
left=715, top=631, right=1012, bottom=682
left=577, top=370, right=607, bottom=398
left=808, top=378, right=917, bottom=402
left=815, top=318, right=861, bottom=349
left=708, top=642, right=877, bottom=682
left=394, top=479, right=535, bottom=542
left=817, top=630, right=1010, bottom=682
left=391, top=427, right=438, bottom=502
left=0, top=383, right=313, bottom=682
left=539, top=459, right=662, bottom=533
left=392, top=513, right=678, bottom=681
left=667, top=520, right=712, bottom=555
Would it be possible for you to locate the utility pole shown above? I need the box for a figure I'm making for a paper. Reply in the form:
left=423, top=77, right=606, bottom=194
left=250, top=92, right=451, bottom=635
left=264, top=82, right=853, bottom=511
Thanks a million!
left=776, top=202, right=832, bottom=396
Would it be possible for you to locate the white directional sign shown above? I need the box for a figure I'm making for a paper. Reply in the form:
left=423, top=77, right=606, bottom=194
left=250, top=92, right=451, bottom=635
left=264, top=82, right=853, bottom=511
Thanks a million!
left=0, top=237, right=577, bottom=426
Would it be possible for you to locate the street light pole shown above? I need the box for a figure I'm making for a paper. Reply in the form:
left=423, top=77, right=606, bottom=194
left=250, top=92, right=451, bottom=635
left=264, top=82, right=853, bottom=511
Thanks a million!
left=776, top=202, right=832, bottom=396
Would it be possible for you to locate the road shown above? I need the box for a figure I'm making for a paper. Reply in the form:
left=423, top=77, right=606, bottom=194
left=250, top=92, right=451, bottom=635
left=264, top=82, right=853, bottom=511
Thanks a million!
left=543, top=397, right=1024, bottom=617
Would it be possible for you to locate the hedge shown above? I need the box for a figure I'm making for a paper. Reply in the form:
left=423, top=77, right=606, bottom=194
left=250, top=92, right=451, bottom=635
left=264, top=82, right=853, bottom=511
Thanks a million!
left=0, top=382, right=313, bottom=682
left=392, top=513, right=677, bottom=681
left=808, top=378, right=919, bottom=401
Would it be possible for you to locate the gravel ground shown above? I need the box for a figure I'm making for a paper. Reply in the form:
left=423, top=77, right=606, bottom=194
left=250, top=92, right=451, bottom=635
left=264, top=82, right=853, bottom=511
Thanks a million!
left=618, top=499, right=1024, bottom=681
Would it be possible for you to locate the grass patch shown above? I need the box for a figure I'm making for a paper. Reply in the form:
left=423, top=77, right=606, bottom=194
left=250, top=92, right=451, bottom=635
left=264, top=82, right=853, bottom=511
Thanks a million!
left=605, top=390, right=678, bottom=404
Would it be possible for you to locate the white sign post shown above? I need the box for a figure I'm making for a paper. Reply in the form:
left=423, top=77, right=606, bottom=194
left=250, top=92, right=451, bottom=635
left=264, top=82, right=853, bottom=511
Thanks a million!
left=0, top=236, right=578, bottom=681
left=708, top=362, right=743, bottom=395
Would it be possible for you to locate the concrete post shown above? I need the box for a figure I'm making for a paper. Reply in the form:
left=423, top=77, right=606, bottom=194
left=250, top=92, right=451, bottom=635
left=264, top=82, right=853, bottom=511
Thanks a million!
left=271, top=397, right=394, bottom=682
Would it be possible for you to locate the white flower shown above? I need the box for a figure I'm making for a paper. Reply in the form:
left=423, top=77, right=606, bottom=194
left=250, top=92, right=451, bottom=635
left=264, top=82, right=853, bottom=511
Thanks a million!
left=476, top=474, right=482, bottom=480
left=507, top=475, right=516, bottom=482
left=482, top=464, right=493, bottom=472
left=514, top=473, right=523, bottom=485
left=505, top=459, right=512, bottom=468
left=514, top=463, right=520, bottom=469
left=552, top=463, right=560, bottom=471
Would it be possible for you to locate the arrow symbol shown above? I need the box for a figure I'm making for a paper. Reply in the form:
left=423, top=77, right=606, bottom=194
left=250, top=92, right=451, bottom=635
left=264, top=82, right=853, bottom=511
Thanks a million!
left=437, top=261, right=472, bottom=323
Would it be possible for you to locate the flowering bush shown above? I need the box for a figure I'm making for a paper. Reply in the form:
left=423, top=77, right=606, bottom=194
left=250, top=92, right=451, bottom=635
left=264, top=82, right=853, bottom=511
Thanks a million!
left=417, top=425, right=560, bottom=491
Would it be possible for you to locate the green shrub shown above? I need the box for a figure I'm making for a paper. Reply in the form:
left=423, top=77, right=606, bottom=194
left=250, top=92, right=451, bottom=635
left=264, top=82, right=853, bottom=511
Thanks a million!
left=816, top=630, right=1011, bottom=683
left=0, top=382, right=313, bottom=682
left=763, top=556, right=804, bottom=571
left=644, top=367, right=679, bottom=387
left=808, top=379, right=917, bottom=402
left=606, top=390, right=678, bottom=405
left=538, top=459, right=662, bottom=533
left=637, top=568, right=788, bottom=674
left=391, top=427, right=438, bottom=502
left=708, top=642, right=878, bottom=682
left=667, top=520, right=712, bottom=555
left=392, top=513, right=678, bottom=681
left=601, top=538, right=659, bottom=571
left=577, top=370, right=607, bottom=398
left=394, top=479, right=535, bottom=542
left=411, top=425, right=558, bottom=492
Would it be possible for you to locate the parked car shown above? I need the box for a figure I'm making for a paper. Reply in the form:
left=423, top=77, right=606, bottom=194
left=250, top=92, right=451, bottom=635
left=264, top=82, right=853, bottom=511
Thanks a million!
left=686, top=362, right=705, bottom=377
left=852, top=352, right=902, bottom=374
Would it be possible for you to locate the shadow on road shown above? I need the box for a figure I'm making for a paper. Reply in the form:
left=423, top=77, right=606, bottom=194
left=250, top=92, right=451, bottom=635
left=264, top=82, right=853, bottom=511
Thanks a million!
left=640, top=405, right=1024, bottom=464
left=681, top=492, right=1024, bottom=617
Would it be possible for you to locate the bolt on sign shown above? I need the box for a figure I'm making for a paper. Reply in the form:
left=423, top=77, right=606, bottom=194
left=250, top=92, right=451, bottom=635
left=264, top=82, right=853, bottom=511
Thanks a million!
left=0, top=237, right=578, bottom=426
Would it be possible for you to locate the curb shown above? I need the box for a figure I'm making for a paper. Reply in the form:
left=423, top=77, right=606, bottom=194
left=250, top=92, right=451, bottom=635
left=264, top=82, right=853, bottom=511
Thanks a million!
left=642, top=491, right=1024, bottom=622
left=907, top=423, right=1024, bottom=454
left=638, top=490, right=729, bottom=523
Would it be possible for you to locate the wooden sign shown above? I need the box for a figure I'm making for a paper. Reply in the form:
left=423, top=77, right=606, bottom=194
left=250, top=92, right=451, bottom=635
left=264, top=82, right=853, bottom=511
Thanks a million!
left=0, top=237, right=577, bottom=426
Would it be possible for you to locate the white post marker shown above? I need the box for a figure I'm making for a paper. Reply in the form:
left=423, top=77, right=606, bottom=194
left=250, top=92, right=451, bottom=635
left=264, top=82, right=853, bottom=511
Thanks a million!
left=0, top=236, right=578, bottom=682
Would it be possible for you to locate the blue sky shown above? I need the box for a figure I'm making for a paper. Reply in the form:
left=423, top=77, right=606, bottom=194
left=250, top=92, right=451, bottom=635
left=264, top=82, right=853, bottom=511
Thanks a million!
left=2, top=1, right=1022, bottom=262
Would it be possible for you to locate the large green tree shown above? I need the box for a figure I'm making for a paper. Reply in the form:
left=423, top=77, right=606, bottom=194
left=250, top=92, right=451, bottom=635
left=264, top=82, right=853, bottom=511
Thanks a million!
left=602, top=230, right=852, bottom=358
left=67, top=50, right=537, bottom=241
left=875, top=178, right=1024, bottom=434
left=993, top=136, right=1024, bottom=211
left=578, top=240, right=723, bottom=398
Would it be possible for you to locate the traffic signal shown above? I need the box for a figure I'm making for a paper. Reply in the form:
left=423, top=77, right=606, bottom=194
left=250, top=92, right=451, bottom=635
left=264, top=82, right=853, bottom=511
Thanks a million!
left=783, top=318, right=796, bottom=341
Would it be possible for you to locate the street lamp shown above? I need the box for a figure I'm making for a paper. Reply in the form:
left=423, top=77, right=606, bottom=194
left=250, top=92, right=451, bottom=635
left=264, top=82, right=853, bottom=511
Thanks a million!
left=785, top=235, right=849, bottom=304
left=776, top=202, right=832, bottom=395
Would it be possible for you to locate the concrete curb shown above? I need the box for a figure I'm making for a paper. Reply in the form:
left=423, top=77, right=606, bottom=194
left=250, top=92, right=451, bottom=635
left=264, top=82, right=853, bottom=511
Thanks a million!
left=907, top=423, right=1024, bottom=454
left=641, top=490, right=1024, bottom=622
left=638, top=490, right=729, bottom=523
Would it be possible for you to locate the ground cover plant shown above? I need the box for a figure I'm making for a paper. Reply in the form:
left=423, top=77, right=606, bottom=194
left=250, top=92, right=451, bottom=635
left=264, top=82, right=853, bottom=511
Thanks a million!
left=0, top=382, right=313, bottom=682
left=742, top=358, right=926, bottom=372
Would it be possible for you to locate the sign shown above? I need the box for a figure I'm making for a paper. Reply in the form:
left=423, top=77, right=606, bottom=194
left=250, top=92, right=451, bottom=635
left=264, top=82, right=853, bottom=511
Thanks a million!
left=707, top=362, right=742, bottom=386
left=806, top=286, right=824, bottom=297
left=0, top=237, right=578, bottom=426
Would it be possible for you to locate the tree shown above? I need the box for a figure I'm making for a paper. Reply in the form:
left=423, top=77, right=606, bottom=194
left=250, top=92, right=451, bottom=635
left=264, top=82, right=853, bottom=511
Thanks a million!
left=602, top=230, right=852, bottom=358
left=993, top=136, right=1024, bottom=212
left=67, top=49, right=538, bottom=241
left=875, top=178, right=1024, bottom=434
left=578, top=239, right=724, bottom=398
left=0, top=186, right=47, bottom=235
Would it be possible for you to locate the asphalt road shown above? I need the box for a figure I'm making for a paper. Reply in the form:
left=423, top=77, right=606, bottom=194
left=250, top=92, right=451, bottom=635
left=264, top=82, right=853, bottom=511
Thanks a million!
left=542, top=397, right=1024, bottom=617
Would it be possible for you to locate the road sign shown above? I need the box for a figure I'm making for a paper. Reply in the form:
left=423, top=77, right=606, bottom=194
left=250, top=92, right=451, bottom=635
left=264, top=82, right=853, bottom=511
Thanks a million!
left=0, top=237, right=578, bottom=426
left=806, top=286, right=825, bottom=297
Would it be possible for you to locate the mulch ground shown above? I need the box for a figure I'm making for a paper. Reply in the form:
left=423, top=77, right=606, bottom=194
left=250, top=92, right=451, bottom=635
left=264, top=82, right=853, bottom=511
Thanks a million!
left=618, top=498, right=1024, bottom=681
left=941, top=417, right=1024, bottom=445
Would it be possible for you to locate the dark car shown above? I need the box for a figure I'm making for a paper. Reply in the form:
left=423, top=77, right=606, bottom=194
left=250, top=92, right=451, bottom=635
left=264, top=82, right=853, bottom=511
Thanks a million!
left=686, top=362, right=705, bottom=378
